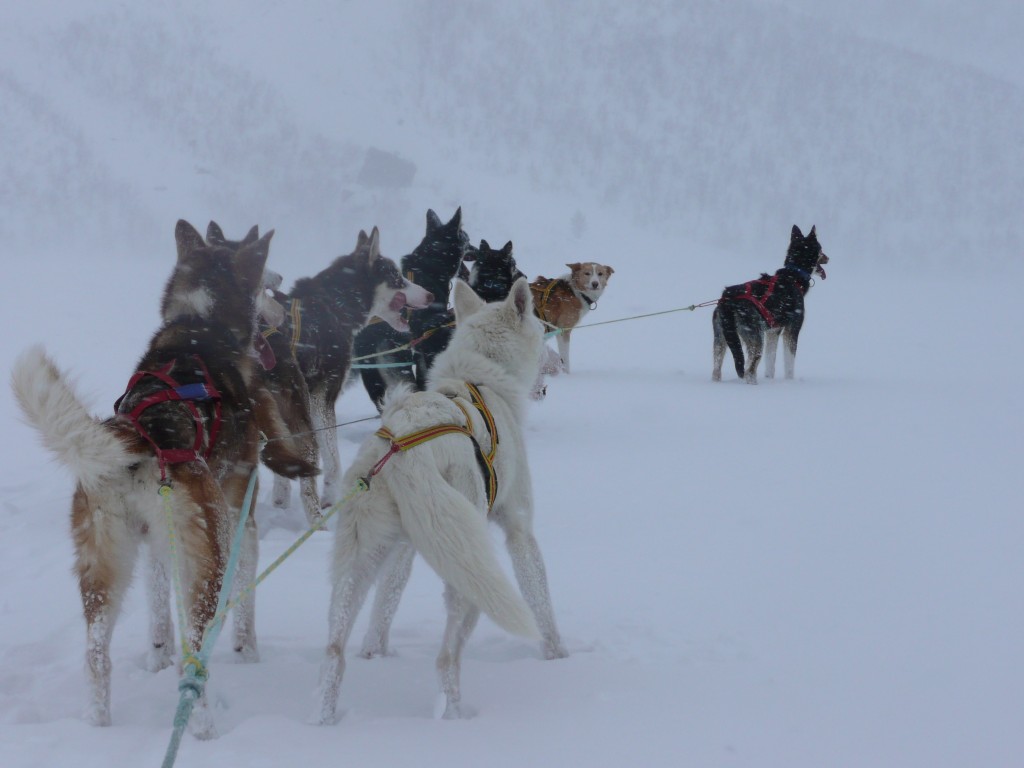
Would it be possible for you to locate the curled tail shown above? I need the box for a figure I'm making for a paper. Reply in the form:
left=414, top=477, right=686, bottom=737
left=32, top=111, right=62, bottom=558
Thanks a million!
left=384, top=443, right=539, bottom=639
left=11, top=345, right=133, bottom=490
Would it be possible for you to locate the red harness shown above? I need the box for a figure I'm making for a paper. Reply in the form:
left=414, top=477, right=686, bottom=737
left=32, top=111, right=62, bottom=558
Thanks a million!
left=730, top=269, right=812, bottom=328
left=734, top=275, right=781, bottom=328
left=113, top=356, right=223, bottom=479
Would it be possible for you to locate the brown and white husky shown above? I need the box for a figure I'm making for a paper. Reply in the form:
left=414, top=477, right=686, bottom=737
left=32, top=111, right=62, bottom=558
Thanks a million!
left=10, top=220, right=316, bottom=737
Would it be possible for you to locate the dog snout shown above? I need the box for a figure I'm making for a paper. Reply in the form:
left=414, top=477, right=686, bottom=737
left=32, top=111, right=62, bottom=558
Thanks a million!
left=819, top=251, right=829, bottom=264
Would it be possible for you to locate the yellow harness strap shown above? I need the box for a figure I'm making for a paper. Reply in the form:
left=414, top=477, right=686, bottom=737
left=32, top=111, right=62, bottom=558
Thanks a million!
left=288, top=299, right=302, bottom=357
left=260, top=298, right=303, bottom=358
left=371, top=383, right=499, bottom=510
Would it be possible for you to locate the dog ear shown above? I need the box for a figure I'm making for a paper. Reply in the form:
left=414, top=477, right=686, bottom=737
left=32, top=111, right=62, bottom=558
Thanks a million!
left=453, top=278, right=485, bottom=321
left=505, top=277, right=533, bottom=321
left=235, top=230, right=274, bottom=293
left=240, top=225, right=259, bottom=247
left=448, top=207, right=462, bottom=230
left=604, top=265, right=615, bottom=276
left=807, top=225, right=817, bottom=239
left=356, top=229, right=369, bottom=250
left=791, top=224, right=804, bottom=241
left=565, top=262, right=582, bottom=272
left=479, top=239, right=491, bottom=254
left=367, top=226, right=381, bottom=264
left=501, top=241, right=513, bottom=256
left=206, top=221, right=226, bottom=246
left=175, top=220, right=206, bottom=261
left=426, top=209, right=442, bottom=232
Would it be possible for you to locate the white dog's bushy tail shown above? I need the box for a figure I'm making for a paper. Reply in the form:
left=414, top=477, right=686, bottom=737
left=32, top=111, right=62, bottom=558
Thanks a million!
left=386, top=447, right=540, bottom=640
left=11, top=345, right=133, bottom=490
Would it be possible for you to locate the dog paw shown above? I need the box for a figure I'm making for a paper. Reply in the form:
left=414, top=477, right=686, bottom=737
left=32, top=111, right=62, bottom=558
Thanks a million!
left=434, top=695, right=475, bottom=720
left=233, top=643, right=260, bottom=663
left=357, top=644, right=393, bottom=660
left=145, top=643, right=174, bottom=673
left=543, top=641, right=569, bottom=660
left=305, top=511, right=327, bottom=531
left=85, top=703, right=112, bottom=727
left=188, top=702, right=218, bottom=740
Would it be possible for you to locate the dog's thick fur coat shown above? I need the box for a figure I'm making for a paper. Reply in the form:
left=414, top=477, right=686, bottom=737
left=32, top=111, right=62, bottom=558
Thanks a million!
left=354, top=208, right=470, bottom=410
left=318, top=279, right=566, bottom=723
left=263, top=228, right=432, bottom=519
left=530, top=261, right=614, bottom=374
left=10, top=221, right=314, bottom=737
left=712, top=224, right=829, bottom=383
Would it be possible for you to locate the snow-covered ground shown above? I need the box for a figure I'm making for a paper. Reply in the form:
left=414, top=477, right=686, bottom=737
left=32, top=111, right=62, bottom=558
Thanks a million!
left=1, top=2, right=1021, bottom=766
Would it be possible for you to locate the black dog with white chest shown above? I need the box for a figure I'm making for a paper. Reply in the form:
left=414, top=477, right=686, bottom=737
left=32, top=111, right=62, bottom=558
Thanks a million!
left=712, top=224, right=829, bottom=384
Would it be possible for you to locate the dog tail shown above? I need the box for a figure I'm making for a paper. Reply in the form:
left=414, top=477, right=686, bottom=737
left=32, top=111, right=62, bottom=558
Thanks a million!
left=384, top=441, right=540, bottom=640
left=716, top=303, right=746, bottom=379
left=11, top=345, right=134, bottom=490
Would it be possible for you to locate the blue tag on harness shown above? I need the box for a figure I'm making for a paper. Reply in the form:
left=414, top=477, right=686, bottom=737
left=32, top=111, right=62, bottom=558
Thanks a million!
left=174, top=383, right=213, bottom=401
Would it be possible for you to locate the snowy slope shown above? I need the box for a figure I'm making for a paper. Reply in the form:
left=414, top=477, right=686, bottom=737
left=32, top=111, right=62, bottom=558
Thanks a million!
left=1, top=2, right=1021, bottom=767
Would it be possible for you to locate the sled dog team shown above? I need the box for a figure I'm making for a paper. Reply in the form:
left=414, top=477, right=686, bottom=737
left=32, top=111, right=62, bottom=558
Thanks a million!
left=11, top=211, right=827, bottom=735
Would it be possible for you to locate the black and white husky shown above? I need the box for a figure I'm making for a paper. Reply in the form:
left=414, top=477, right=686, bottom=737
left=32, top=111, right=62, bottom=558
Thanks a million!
left=318, top=278, right=566, bottom=723
left=713, top=224, right=829, bottom=383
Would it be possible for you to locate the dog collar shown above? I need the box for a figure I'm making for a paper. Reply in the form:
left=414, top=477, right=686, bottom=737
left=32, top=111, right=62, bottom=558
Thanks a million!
left=782, top=265, right=812, bottom=283
left=579, top=292, right=598, bottom=310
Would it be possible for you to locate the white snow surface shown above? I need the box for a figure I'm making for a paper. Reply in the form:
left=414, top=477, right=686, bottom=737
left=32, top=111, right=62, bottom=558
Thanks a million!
left=1, top=2, right=1021, bottom=766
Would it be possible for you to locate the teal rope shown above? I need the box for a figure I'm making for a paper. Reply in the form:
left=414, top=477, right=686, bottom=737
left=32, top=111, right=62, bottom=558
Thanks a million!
left=350, top=361, right=417, bottom=369
left=160, top=462, right=260, bottom=768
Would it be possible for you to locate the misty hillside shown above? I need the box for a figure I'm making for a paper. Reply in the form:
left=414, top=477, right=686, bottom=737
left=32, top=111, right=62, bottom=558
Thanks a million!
left=1, top=0, right=1020, bottom=268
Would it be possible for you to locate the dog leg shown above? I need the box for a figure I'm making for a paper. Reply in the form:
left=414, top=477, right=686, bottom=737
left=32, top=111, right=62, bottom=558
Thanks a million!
left=359, top=543, right=415, bottom=659
left=311, top=386, right=343, bottom=508
left=764, top=328, right=782, bottom=379
left=231, top=512, right=260, bottom=662
left=555, top=331, right=572, bottom=374
left=144, top=551, right=174, bottom=673
left=218, top=466, right=261, bottom=662
left=436, top=584, right=481, bottom=720
left=298, top=431, right=325, bottom=526
left=739, top=326, right=763, bottom=384
left=271, top=474, right=291, bottom=509
left=167, top=464, right=232, bottom=740
left=712, top=309, right=726, bottom=381
left=782, top=324, right=801, bottom=379
left=500, top=521, right=568, bottom=660
left=319, top=515, right=394, bottom=724
left=72, top=488, right=137, bottom=727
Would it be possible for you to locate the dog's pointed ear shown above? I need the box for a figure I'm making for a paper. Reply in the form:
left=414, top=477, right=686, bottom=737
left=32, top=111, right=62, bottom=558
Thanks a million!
left=791, top=224, right=804, bottom=241
left=367, top=226, right=381, bottom=264
left=808, top=225, right=817, bottom=239
left=426, top=209, right=442, bottom=232
left=501, top=241, right=513, bottom=256
left=448, top=207, right=462, bottom=230
left=505, top=277, right=533, bottom=321
left=479, top=239, right=491, bottom=254
left=235, top=230, right=274, bottom=290
left=356, top=229, right=369, bottom=250
left=453, top=279, right=485, bottom=321
left=240, top=224, right=259, bottom=247
left=206, top=221, right=225, bottom=246
left=175, top=220, right=206, bottom=261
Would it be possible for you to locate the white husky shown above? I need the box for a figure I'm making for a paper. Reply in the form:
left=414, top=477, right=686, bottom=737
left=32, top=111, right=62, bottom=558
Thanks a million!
left=318, top=278, right=566, bottom=722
